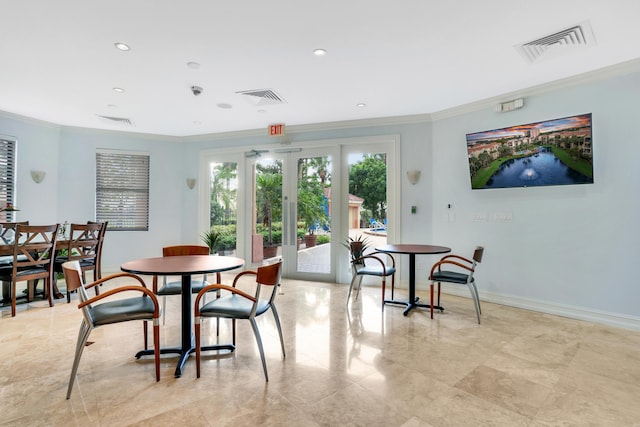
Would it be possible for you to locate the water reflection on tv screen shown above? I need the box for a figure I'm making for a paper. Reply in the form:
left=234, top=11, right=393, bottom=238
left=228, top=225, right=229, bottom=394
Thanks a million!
left=466, top=113, right=593, bottom=190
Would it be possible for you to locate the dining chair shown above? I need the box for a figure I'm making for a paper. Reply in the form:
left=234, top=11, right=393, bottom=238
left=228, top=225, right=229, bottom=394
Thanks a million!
left=429, top=246, right=484, bottom=324
left=194, top=260, right=285, bottom=381
left=88, top=221, right=108, bottom=280
left=54, top=223, right=102, bottom=303
left=61, top=260, right=161, bottom=399
left=346, top=251, right=396, bottom=310
left=0, top=224, right=58, bottom=317
left=152, top=245, right=212, bottom=325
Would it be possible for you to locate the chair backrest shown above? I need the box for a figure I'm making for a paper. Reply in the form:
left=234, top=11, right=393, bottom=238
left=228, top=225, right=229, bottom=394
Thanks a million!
left=65, top=223, right=101, bottom=265
left=13, top=224, right=58, bottom=279
left=61, top=260, right=94, bottom=325
left=473, top=246, right=484, bottom=264
left=0, top=221, right=29, bottom=245
left=88, top=221, right=108, bottom=278
left=256, top=260, right=282, bottom=288
left=163, top=245, right=210, bottom=257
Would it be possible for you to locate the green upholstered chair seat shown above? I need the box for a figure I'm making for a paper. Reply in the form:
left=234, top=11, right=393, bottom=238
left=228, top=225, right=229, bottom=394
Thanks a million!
left=157, top=279, right=208, bottom=296
left=356, top=265, right=395, bottom=277
left=89, top=296, right=156, bottom=326
left=200, top=295, right=269, bottom=319
left=431, top=270, right=471, bottom=284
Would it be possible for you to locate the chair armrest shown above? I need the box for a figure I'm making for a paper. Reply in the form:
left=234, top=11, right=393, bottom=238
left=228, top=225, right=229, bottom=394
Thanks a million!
left=78, top=285, right=160, bottom=317
left=371, top=251, right=396, bottom=267
left=194, top=283, right=256, bottom=315
left=84, top=272, right=149, bottom=290
left=352, top=254, right=389, bottom=270
left=439, top=254, right=472, bottom=264
left=429, top=259, right=473, bottom=279
left=232, top=270, right=257, bottom=287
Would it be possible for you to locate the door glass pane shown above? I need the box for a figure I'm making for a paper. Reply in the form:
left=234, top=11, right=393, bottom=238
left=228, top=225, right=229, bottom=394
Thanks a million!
left=347, top=153, right=388, bottom=257
left=255, top=159, right=283, bottom=260
left=208, top=162, right=238, bottom=255
left=297, top=155, right=332, bottom=273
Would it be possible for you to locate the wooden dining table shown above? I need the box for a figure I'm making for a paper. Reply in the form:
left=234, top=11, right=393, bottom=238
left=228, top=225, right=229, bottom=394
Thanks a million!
left=121, top=255, right=245, bottom=377
left=375, top=244, right=451, bottom=316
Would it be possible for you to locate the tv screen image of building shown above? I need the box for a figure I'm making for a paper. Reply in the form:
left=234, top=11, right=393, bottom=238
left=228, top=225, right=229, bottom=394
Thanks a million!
left=465, top=113, right=593, bottom=190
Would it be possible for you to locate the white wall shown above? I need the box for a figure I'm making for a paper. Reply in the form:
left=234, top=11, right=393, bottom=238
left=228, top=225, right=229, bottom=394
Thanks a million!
left=1, top=63, right=639, bottom=329
left=430, top=69, right=640, bottom=328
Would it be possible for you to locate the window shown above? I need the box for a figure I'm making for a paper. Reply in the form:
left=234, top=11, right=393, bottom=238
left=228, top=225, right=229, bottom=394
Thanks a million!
left=96, top=150, right=149, bottom=231
left=0, top=136, right=17, bottom=222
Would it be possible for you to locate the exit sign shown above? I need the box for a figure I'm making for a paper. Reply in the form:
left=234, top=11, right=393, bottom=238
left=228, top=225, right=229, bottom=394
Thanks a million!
left=268, top=123, right=285, bottom=136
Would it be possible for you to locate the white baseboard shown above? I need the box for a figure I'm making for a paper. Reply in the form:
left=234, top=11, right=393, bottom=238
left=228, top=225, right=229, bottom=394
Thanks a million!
left=439, top=284, right=640, bottom=331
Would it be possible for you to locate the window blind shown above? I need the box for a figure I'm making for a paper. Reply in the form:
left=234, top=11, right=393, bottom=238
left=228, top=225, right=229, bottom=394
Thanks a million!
left=0, top=137, right=17, bottom=221
left=96, top=151, right=149, bottom=231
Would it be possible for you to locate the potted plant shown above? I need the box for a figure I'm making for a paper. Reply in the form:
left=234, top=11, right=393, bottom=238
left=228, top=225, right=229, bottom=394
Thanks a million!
left=201, top=229, right=221, bottom=254
left=342, top=234, right=370, bottom=262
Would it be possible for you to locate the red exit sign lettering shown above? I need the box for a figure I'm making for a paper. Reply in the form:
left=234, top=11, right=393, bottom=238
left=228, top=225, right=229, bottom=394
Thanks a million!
left=268, top=123, right=285, bottom=136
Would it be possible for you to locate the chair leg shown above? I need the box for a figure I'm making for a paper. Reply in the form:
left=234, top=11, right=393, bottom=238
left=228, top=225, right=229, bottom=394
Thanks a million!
left=354, top=275, right=364, bottom=301
left=270, top=304, right=286, bottom=358
left=195, top=319, right=202, bottom=378
left=162, top=295, right=167, bottom=326
left=143, top=321, right=148, bottom=350
left=11, top=281, right=16, bottom=317
left=153, top=321, right=160, bottom=381
left=67, top=321, right=92, bottom=399
left=391, top=273, right=395, bottom=300
left=468, top=282, right=481, bottom=324
left=430, top=281, right=434, bottom=319
left=346, top=274, right=358, bottom=305
left=381, top=277, right=386, bottom=311
left=249, top=318, right=269, bottom=381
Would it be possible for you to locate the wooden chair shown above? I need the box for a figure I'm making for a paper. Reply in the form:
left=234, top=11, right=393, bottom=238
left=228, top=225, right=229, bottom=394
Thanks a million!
left=54, top=223, right=102, bottom=303
left=194, top=261, right=285, bottom=381
left=429, top=246, right=484, bottom=324
left=62, top=260, right=160, bottom=399
left=0, top=224, right=58, bottom=317
left=88, top=221, right=108, bottom=280
left=152, top=245, right=213, bottom=325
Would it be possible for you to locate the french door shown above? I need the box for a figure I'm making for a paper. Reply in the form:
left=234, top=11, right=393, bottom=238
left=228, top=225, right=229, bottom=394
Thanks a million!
left=200, top=135, right=399, bottom=284
left=251, top=146, right=339, bottom=281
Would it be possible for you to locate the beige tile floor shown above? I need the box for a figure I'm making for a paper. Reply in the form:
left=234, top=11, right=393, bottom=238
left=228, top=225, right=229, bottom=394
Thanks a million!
left=1, top=275, right=640, bottom=426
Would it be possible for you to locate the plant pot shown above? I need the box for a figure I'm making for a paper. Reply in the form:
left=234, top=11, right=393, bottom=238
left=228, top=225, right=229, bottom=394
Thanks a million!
left=297, top=238, right=302, bottom=250
left=263, top=245, right=279, bottom=258
left=303, top=234, right=317, bottom=248
left=350, top=241, right=364, bottom=258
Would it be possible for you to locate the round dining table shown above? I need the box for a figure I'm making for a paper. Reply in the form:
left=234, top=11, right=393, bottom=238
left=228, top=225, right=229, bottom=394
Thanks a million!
left=375, top=244, right=451, bottom=316
left=121, top=255, right=244, bottom=377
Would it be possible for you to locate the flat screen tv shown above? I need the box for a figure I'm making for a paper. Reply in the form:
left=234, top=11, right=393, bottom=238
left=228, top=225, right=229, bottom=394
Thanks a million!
left=465, top=113, right=593, bottom=190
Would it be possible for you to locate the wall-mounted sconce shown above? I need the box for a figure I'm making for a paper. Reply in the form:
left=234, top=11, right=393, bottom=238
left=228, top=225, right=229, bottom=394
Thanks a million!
left=186, top=178, right=196, bottom=189
left=406, top=170, right=421, bottom=185
left=30, top=170, right=46, bottom=184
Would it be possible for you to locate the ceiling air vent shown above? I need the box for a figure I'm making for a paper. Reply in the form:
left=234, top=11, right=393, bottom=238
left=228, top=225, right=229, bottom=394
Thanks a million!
left=236, top=89, right=286, bottom=106
left=516, top=21, right=596, bottom=63
left=97, top=115, right=134, bottom=126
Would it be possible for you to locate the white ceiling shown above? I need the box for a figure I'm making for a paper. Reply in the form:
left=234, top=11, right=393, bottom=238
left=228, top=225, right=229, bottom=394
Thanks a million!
left=1, top=0, right=639, bottom=137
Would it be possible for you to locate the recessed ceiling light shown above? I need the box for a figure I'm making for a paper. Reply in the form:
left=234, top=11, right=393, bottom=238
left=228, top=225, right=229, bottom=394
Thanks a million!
left=114, top=42, right=130, bottom=51
left=113, top=87, right=125, bottom=93
left=357, top=103, right=366, bottom=108
left=217, top=103, right=233, bottom=109
left=107, top=104, right=118, bottom=108
left=313, top=48, right=327, bottom=56
left=257, top=109, right=267, bottom=113
left=187, top=61, right=201, bottom=69
left=193, top=121, right=202, bottom=125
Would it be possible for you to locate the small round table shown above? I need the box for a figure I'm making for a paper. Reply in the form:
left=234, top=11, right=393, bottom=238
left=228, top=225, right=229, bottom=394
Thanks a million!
left=375, top=244, right=451, bottom=316
left=121, top=255, right=244, bottom=377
